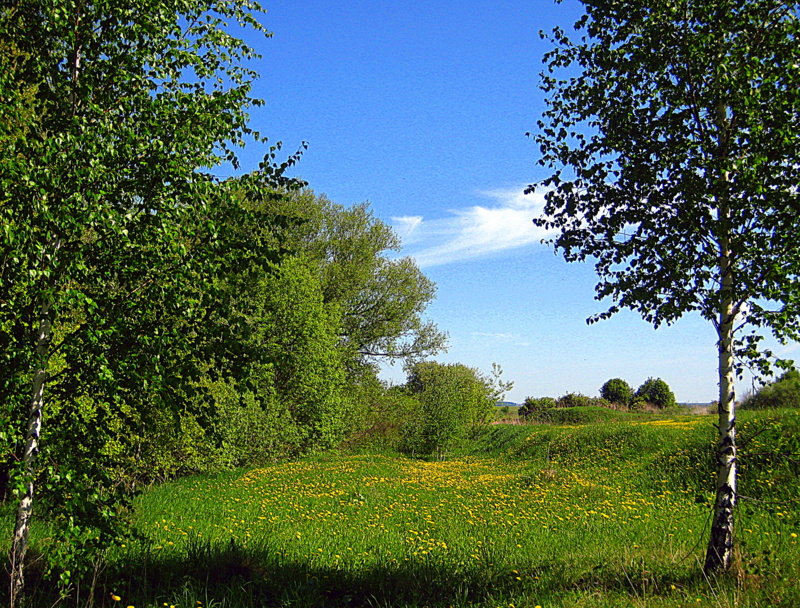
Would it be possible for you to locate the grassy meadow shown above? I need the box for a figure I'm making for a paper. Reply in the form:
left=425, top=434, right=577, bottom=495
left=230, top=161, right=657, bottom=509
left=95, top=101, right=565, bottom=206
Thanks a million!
left=33, top=408, right=800, bottom=607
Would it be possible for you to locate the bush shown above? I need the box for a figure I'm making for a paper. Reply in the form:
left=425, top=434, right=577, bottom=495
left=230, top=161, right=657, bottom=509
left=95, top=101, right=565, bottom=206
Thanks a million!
left=401, top=361, right=502, bottom=457
left=556, top=392, right=592, bottom=408
left=556, top=392, right=610, bottom=408
left=600, top=378, right=634, bottom=406
left=343, top=381, right=420, bottom=451
left=635, top=377, right=676, bottom=409
left=741, top=369, right=800, bottom=410
left=519, top=397, right=557, bottom=420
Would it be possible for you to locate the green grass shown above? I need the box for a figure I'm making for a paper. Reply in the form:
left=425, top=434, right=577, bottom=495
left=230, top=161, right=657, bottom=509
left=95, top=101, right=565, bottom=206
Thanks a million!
left=24, top=410, right=800, bottom=607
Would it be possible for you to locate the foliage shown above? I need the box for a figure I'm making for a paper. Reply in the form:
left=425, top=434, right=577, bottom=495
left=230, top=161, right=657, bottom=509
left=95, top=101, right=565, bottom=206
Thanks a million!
left=282, top=190, right=447, bottom=368
left=600, top=378, right=634, bottom=406
left=258, top=256, right=348, bottom=451
left=556, top=392, right=609, bottom=408
left=531, top=0, right=800, bottom=358
left=741, top=369, right=800, bottom=410
left=0, top=0, right=306, bottom=600
left=402, top=362, right=507, bottom=457
left=518, top=396, right=557, bottom=420
left=341, top=381, right=421, bottom=452
left=0, top=2, right=450, bottom=597
left=0, top=0, right=451, bottom=601
left=520, top=394, right=612, bottom=421
left=530, top=0, right=800, bottom=573
left=634, top=377, right=677, bottom=409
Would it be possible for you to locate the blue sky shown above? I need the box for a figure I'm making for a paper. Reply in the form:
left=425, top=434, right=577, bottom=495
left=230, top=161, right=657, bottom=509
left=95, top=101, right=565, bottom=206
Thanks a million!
left=231, top=0, right=792, bottom=403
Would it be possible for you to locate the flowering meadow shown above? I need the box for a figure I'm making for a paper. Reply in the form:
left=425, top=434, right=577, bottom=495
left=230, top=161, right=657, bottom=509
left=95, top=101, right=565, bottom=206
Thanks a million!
left=91, top=410, right=800, bottom=607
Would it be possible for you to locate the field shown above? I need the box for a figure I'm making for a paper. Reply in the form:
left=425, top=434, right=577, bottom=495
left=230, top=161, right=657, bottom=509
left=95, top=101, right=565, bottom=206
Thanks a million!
left=38, top=409, right=800, bottom=607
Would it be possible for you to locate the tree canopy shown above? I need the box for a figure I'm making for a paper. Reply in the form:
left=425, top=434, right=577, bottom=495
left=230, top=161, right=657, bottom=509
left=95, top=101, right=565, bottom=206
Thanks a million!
left=600, top=378, right=634, bottom=406
left=283, top=190, right=447, bottom=367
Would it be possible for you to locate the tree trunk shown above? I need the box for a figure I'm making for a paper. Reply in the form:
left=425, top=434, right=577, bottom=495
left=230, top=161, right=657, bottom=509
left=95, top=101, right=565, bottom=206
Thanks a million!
left=704, top=248, right=737, bottom=574
left=9, top=304, right=52, bottom=607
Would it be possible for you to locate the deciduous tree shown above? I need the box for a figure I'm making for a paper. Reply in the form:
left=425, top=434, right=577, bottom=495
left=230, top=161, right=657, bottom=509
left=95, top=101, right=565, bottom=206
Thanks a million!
left=531, top=0, right=800, bottom=573
left=285, top=191, right=447, bottom=367
left=600, top=378, right=633, bottom=406
left=635, top=377, right=676, bottom=409
left=403, top=361, right=510, bottom=457
left=0, top=0, right=296, bottom=601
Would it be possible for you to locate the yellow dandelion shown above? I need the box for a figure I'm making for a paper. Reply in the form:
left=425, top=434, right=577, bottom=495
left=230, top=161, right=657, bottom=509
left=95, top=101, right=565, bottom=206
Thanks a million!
left=111, top=594, right=121, bottom=602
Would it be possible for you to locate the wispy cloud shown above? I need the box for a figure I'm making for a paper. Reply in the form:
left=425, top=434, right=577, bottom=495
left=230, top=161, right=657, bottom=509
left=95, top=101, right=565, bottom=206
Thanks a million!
left=392, top=215, right=424, bottom=243
left=472, top=331, right=515, bottom=340
left=391, top=187, right=554, bottom=267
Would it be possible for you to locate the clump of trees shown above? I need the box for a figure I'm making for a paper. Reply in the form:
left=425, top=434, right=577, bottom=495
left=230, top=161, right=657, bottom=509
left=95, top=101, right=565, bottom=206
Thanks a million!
left=518, top=393, right=609, bottom=423
left=600, top=377, right=676, bottom=409
left=519, top=376, right=676, bottom=421
left=555, top=392, right=609, bottom=408
left=0, top=1, right=447, bottom=603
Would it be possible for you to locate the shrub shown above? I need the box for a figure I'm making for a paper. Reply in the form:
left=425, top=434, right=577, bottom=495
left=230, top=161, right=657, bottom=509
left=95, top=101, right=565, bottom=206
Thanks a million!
left=344, top=382, right=421, bottom=451
left=556, top=393, right=610, bottom=409
left=635, top=377, right=676, bottom=409
left=600, top=378, right=634, bottom=406
left=401, top=361, right=501, bottom=457
left=741, top=369, right=800, bottom=410
left=556, top=392, right=592, bottom=408
left=519, top=397, right=557, bottom=419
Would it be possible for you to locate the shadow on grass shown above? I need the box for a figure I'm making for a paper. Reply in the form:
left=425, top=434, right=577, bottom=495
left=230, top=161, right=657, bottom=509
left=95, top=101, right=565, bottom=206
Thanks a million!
left=102, top=538, right=532, bottom=607
left=87, top=537, right=731, bottom=608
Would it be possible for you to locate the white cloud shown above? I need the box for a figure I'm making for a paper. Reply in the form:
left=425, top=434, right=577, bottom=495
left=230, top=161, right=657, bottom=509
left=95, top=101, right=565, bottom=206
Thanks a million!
left=391, top=187, right=555, bottom=268
left=392, top=215, right=424, bottom=243
left=472, top=331, right=515, bottom=340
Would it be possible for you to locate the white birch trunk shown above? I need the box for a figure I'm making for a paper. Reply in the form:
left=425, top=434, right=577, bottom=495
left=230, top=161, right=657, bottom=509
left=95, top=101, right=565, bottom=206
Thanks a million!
left=9, top=305, right=53, bottom=607
left=704, top=232, right=737, bottom=574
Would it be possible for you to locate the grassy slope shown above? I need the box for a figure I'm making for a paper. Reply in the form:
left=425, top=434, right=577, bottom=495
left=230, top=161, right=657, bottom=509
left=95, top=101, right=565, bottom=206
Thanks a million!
left=30, top=409, right=800, bottom=607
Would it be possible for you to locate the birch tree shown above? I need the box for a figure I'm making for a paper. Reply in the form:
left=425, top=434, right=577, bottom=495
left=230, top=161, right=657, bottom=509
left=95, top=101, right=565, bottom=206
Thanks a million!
left=0, top=1, right=296, bottom=602
left=531, top=0, right=800, bottom=574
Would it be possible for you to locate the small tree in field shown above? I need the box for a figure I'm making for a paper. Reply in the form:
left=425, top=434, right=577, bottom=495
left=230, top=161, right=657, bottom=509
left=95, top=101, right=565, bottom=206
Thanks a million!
left=532, top=0, right=800, bottom=573
left=403, top=362, right=509, bottom=457
left=600, top=378, right=634, bottom=407
left=635, top=378, right=676, bottom=409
